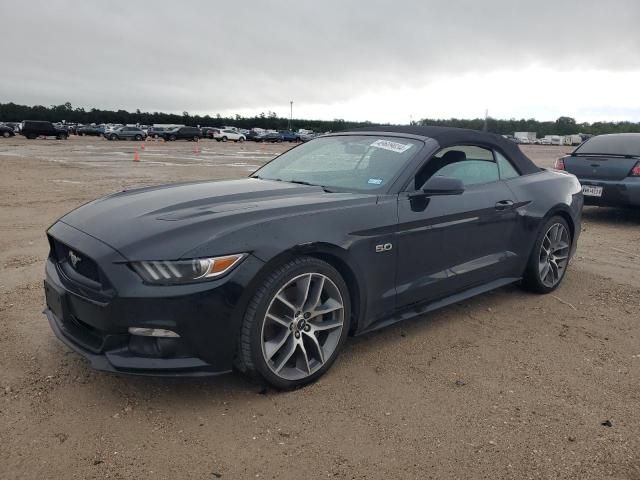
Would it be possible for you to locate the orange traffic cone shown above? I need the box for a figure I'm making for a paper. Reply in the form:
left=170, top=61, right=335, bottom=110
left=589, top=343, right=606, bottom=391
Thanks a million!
left=133, top=151, right=140, bottom=162
left=193, top=144, right=199, bottom=154
left=140, top=143, right=145, bottom=150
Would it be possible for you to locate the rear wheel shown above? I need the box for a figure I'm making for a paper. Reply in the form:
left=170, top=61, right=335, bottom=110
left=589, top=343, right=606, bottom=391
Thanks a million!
left=2, top=131, right=10, bottom=138
left=236, top=256, right=350, bottom=390
left=523, top=216, right=572, bottom=293
left=222, top=136, right=228, bottom=142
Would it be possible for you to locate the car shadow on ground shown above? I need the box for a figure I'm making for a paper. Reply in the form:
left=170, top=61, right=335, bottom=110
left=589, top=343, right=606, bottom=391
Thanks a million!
left=581, top=206, right=640, bottom=225
left=82, top=283, right=525, bottom=401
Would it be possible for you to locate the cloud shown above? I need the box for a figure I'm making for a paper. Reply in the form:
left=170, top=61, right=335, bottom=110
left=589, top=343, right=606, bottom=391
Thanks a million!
left=1, top=0, right=640, bottom=122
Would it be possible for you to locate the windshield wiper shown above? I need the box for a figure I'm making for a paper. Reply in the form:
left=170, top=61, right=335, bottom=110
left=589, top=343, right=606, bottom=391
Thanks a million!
left=288, top=179, right=335, bottom=193
left=256, top=177, right=335, bottom=192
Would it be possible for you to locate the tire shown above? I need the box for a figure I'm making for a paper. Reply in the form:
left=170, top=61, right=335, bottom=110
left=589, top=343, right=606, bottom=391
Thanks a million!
left=134, top=134, right=142, bottom=141
left=153, top=134, right=158, bottom=139
left=26, top=134, right=37, bottom=140
left=238, top=137, right=245, bottom=143
left=110, top=134, right=117, bottom=141
left=169, top=135, right=176, bottom=141
left=2, top=131, right=9, bottom=138
left=193, top=136, right=199, bottom=142
left=222, top=136, right=228, bottom=142
left=522, top=215, right=572, bottom=294
left=215, top=138, right=221, bottom=142
left=236, top=256, right=351, bottom=390
left=57, top=133, right=67, bottom=140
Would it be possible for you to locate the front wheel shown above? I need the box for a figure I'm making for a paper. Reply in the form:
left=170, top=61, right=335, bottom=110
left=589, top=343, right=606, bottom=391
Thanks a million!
left=522, top=216, right=572, bottom=293
left=236, top=256, right=351, bottom=390
left=134, top=134, right=142, bottom=141
left=2, top=131, right=10, bottom=138
left=109, top=134, right=117, bottom=140
left=238, top=137, right=245, bottom=143
left=169, top=135, right=176, bottom=141
left=221, top=136, right=228, bottom=142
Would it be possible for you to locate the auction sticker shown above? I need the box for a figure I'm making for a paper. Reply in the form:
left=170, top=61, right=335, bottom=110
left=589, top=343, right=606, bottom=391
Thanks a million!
left=370, top=139, right=413, bottom=154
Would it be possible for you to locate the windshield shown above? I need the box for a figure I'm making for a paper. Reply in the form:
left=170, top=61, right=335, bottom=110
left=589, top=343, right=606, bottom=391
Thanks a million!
left=252, top=135, right=422, bottom=192
left=574, top=134, right=640, bottom=156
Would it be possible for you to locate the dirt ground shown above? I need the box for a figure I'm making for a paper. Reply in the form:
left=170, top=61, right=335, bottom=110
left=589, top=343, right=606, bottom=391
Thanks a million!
left=1, top=137, right=639, bottom=480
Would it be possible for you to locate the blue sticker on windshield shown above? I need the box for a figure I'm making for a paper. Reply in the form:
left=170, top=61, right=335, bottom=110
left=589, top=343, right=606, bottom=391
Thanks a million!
left=368, top=178, right=383, bottom=185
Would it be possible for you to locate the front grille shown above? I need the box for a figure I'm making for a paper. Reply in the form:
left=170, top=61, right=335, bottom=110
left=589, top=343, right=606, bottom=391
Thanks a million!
left=49, top=236, right=102, bottom=285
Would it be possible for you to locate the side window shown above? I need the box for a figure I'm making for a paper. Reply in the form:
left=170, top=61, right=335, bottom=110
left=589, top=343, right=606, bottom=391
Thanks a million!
left=415, top=145, right=499, bottom=188
left=495, top=151, right=520, bottom=179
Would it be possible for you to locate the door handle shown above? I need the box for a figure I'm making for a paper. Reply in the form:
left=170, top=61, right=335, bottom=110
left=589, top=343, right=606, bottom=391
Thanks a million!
left=495, top=200, right=515, bottom=211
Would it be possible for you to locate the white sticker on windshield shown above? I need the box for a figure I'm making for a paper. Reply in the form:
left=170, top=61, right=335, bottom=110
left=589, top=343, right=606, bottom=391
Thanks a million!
left=370, top=139, right=413, bottom=154
left=368, top=178, right=383, bottom=185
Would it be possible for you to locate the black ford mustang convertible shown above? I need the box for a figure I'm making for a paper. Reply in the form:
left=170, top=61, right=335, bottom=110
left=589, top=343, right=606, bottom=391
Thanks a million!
left=44, top=126, right=582, bottom=389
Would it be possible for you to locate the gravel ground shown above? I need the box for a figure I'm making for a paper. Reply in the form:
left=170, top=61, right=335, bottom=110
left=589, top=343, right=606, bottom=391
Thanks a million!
left=1, top=137, right=639, bottom=479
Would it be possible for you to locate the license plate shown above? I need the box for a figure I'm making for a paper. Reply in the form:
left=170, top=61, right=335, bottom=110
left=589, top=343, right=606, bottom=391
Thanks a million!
left=44, top=281, right=66, bottom=320
left=582, top=185, right=603, bottom=197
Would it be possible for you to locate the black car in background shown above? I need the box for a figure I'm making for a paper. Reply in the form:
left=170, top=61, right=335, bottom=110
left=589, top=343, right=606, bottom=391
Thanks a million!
left=201, top=127, right=217, bottom=139
left=44, top=126, right=582, bottom=389
left=77, top=125, right=105, bottom=136
left=556, top=133, right=640, bottom=207
left=20, top=120, right=68, bottom=139
left=161, top=126, right=202, bottom=141
left=147, top=126, right=169, bottom=138
left=0, top=124, right=16, bottom=137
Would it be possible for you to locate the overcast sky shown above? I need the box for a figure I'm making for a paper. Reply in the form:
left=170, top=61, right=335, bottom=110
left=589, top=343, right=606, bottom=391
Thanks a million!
left=2, top=0, right=640, bottom=123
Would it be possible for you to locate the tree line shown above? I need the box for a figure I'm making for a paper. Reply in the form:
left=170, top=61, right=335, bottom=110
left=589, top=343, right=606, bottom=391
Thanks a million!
left=1, top=102, right=640, bottom=137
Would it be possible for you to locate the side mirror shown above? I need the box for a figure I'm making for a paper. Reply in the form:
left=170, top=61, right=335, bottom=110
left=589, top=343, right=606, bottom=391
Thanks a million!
left=415, top=176, right=465, bottom=196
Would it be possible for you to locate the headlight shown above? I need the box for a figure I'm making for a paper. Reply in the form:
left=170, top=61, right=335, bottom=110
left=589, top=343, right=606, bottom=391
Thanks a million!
left=131, top=254, right=246, bottom=285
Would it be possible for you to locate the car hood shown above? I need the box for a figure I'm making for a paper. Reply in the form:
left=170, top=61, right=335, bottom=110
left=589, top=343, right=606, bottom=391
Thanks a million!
left=58, top=178, right=376, bottom=261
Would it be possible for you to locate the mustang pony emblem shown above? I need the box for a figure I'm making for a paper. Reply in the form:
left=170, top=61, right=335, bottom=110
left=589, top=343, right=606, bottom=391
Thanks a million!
left=68, top=250, right=81, bottom=268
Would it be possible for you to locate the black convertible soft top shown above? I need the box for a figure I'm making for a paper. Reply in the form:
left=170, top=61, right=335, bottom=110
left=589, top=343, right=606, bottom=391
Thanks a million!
left=348, top=125, right=540, bottom=175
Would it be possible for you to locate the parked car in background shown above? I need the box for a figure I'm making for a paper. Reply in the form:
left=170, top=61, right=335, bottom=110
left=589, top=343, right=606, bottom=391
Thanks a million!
left=0, top=124, right=16, bottom=137
left=214, top=128, right=245, bottom=142
left=161, top=126, right=202, bottom=141
left=299, top=132, right=317, bottom=142
left=106, top=126, right=147, bottom=141
left=279, top=130, right=301, bottom=142
left=555, top=133, right=640, bottom=208
left=20, top=120, right=68, bottom=139
left=201, top=127, right=218, bottom=139
left=147, top=126, right=170, bottom=138
left=260, top=132, right=284, bottom=143
left=246, top=129, right=268, bottom=141
left=77, top=125, right=105, bottom=136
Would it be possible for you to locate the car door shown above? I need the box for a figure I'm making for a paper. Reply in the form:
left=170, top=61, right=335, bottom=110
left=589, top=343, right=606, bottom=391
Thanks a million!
left=395, top=145, right=520, bottom=308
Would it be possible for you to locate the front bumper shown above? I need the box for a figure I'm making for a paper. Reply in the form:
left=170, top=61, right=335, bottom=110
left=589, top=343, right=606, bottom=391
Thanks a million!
left=579, top=177, right=640, bottom=207
left=44, top=221, right=264, bottom=376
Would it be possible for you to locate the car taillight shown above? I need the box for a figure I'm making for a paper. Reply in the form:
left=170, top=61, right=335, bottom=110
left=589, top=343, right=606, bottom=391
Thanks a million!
left=554, top=157, right=566, bottom=170
left=630, top=161, right=640, bottom=177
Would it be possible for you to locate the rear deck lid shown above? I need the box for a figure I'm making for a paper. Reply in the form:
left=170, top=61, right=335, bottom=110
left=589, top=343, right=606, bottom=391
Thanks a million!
left=564, top=154, right=638, bottom=181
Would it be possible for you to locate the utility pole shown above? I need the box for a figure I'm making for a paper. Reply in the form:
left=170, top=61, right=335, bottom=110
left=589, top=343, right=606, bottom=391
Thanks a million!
left=289, top=101, right=293, bottom=130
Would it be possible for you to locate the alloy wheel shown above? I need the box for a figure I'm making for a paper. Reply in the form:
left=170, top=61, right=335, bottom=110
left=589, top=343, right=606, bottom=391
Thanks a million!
left=538, top=223, right=570, bottom=288
left=261, top=273, right=345, bottom=381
